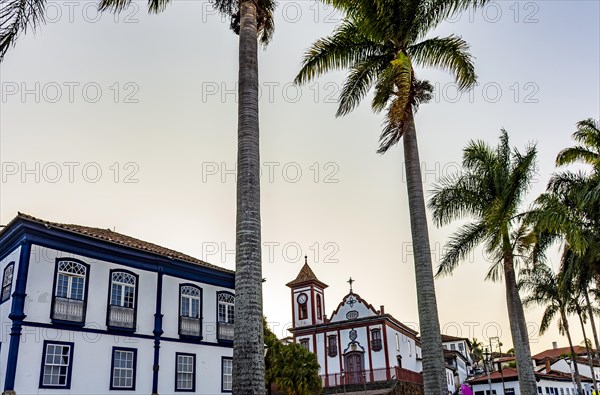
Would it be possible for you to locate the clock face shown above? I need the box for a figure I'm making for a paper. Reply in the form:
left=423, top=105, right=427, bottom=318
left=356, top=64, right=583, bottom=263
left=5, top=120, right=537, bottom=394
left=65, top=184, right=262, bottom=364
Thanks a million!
left=297, top=293, right=308, bottom=304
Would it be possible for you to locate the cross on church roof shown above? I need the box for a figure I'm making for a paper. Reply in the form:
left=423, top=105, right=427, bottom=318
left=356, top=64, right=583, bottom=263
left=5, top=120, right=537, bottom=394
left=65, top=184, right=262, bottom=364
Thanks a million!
left=347, top=277, right=354, bottom=293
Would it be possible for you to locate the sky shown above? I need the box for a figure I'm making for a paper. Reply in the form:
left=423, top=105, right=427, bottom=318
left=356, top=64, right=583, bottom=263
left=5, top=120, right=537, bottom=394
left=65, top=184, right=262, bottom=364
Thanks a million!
left=1, top=0, right=599, bottom=355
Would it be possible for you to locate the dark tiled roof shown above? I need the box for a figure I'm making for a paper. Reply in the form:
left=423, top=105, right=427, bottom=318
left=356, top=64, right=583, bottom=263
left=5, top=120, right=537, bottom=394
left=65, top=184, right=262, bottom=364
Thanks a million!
left=286, top=262, right=328, bottom=288
left=3, top=213, right=233, bottom=273
left=532, top=346, right=588, bottom=361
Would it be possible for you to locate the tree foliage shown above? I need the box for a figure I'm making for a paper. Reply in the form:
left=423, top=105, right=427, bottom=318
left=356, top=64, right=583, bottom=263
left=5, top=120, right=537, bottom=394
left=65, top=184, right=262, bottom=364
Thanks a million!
left=264, top=318, right=321, bottom=395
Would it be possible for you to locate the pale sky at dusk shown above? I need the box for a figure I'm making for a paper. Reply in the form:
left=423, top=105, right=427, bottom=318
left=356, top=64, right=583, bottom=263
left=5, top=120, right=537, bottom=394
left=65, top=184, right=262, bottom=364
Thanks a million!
left=1, top=0, right=599, bottom=355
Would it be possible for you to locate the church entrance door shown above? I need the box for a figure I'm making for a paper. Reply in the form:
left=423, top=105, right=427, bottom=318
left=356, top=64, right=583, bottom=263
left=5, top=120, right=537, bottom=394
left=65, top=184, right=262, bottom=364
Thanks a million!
left=344, top=352, right=364, bottom=385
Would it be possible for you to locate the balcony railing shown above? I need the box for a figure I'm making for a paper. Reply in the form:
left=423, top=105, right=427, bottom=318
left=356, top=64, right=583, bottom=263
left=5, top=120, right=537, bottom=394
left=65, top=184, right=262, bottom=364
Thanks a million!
left=218, top=322, right=234, bottom=341
left=52, top=297, right=84, bottom=323
left=107, top=305, right=135, bottom=329
left=179, top=316, right=202, bottom=338
left=371, top=339, right=383, bottom=351
left=320, top=367, right=423, bottom=388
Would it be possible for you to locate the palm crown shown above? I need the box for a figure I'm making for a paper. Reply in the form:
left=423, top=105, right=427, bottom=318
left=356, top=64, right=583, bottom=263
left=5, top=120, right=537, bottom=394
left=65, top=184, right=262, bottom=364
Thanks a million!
left=428, top=130, right=538, bottom=279
left=295, top=0, right=483, bottom=153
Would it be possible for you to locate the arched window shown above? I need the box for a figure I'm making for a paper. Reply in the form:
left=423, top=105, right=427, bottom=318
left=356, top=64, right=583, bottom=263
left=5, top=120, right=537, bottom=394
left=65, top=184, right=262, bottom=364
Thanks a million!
left=371, top=329, right=382, bottom=351
left=180, top=285, right=201, bottom=318
left=217, top=292, right=235, bottom=341
left=110, top=272, right=136, bottom=308
left=51, top=259, right=90, bottom=323
left=107, top=270, right=138, bottom=330
left=179, top=284, right=203, bottom=338
left=218, top=293, right=234, bottom=324
left=316, top=294, right=322, bottom=320
left=1, top=262, right=14, bottom=303
left=56, top=260, right=87, bottom=300
left=327, top=335, right=337, bottom=357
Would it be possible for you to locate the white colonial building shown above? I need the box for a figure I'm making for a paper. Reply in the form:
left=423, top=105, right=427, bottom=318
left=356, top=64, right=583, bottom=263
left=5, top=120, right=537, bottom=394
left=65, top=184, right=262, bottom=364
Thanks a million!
left=0, top=213, right=235, bottom=395
left=467, top=367, right=595, bottom=395
left=286, top=262, right=423, bottom=388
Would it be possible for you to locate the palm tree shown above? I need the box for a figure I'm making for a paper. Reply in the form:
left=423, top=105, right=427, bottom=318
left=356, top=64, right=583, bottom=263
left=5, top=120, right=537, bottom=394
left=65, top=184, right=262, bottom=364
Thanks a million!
left=294, top=1, right=487, bottom=392
left=471, top=338, right=484, bottom=367
left=520, top=264, right=584, bottom=393
left=570, top=294, right=599, bottom=392
left=554, top=118, right=600, bottom=360
left=556, top=118, right=600, bottom=172
left=96, top=0, right=275, bottom=391
left=428, top=130, right=539, bottom=393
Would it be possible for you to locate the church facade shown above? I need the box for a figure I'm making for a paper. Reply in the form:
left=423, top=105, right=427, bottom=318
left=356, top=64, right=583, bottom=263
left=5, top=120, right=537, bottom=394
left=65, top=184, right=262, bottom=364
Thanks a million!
left=286, top=262, right=423, bottom=387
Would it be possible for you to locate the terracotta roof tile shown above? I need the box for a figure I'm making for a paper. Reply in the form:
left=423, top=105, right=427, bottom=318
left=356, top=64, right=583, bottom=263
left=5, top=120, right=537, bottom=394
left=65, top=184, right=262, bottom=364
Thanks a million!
left=532, top=346, right=588, bottom=361
left=286, top=262, right=328, bottom=288
left=5, top=213, right=233, bottom=274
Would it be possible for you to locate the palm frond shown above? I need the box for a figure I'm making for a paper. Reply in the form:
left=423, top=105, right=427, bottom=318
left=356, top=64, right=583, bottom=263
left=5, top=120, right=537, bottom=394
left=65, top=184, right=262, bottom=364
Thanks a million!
left=407, top=35, right=476, bottom=90
left=337, top=55, right=389, bottom=117
left=375, top=52, right=413, bottom=153
left=294, top=21, right=385, bottom=85
left=429, top=173, right=483, bottom=226
left=0, top=0, right=47, bottom=61
left=409, top=0, right=489, bottom=43
left=436, top=221, right=486, bottom=277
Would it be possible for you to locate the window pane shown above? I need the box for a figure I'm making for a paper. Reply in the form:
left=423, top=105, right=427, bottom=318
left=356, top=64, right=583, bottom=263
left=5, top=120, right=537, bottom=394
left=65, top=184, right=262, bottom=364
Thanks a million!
left=124, top=286, right=135, bottom=308
left=111, top=284, right=122, bottom=306
left=70, top=277, right=84, bottom=300
left=56, top=274, right=69, bottom=298
left=181, top=296, right=190, bottom=317
left=191, top=299, right=199, bottom=318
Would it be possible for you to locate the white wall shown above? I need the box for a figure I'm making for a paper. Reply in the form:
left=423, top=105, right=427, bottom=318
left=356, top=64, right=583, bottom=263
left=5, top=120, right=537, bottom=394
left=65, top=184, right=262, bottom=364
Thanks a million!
left=471, top=378, right=593, bottom=395
left=385, top=324, right=420, bottom=373
left=551, top=359, right=600, bottom=383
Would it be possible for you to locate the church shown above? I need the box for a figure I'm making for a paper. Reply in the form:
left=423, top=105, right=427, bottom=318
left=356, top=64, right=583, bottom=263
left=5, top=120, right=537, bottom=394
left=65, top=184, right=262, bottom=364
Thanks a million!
left=286, top=261, right=424, bottom=388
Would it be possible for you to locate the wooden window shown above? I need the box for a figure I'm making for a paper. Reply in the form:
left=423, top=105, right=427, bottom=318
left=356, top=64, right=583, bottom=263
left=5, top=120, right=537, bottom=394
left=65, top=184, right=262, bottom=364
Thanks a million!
left=316, top=294, right=322, bottom=320
left=175, top=353, right=196, bottom=392
left=300, top=339, right=310, bottom=351
left=179, top=285, right=202, bottom=338
left=1, top=262, right=14, bottom=303
left=110, top=347, right=137, bottom=390
left=371, top=329, right=382, bottom=351
left=39, top=341, right=74, bottom=389
left=327, top=336, right=337, bottom=357
left=51, top=259, right=90, bottom=323
left=107, top=270, right=138, bottom=330
left=222, top=357, right=233, bottom=392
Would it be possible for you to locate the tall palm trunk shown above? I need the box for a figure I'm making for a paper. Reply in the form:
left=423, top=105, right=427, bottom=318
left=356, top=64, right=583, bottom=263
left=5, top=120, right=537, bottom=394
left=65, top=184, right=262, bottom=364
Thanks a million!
left=403, top=113, right=446, bottom=394
left=576, top=306, right=598, bottom=392
left=562, top=310, right=584, bottom=394
left=502, top=251, right=537, bottom=394
left=584, top=291, right=600, bottom=361
left=233, top=0, right=265, bottom=393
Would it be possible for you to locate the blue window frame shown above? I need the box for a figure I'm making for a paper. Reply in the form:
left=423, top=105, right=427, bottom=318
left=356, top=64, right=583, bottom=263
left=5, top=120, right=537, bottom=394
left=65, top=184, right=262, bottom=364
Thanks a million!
left=106, top=270, right=139, bottom=331
left=178, top=284, right=202, bottom=338
left=110, top=347, right=137, bottom=390
left=39, top=340, right=74, bottom=389
left=51, top=258, right=90, bottom=324
left=1, top=262, right=15, bottom=304
left=221, top=357, right=233, bottom=393
left=175, top=353, right=196, bottom=392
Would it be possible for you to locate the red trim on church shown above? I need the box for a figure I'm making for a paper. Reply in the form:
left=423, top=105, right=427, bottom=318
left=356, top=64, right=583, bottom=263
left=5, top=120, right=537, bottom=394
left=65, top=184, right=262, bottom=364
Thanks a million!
left=382, top=322, right=391, bottom=380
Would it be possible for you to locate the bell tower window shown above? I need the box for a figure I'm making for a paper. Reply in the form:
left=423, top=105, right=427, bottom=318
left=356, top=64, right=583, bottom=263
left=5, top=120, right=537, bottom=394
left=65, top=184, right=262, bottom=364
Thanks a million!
left=297, top=293, right=308, bottom=320
left=316, top=294, right=322, bottom=320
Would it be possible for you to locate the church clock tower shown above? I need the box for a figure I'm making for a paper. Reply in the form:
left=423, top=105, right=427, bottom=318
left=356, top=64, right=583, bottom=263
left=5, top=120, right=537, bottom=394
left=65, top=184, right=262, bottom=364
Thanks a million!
left=286, top=257, right=328, bottom=329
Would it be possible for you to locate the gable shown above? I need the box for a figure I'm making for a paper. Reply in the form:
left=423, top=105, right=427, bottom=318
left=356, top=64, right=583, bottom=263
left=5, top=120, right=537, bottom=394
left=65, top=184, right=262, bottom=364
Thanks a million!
left=328, top=293, right=379, bottom=323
